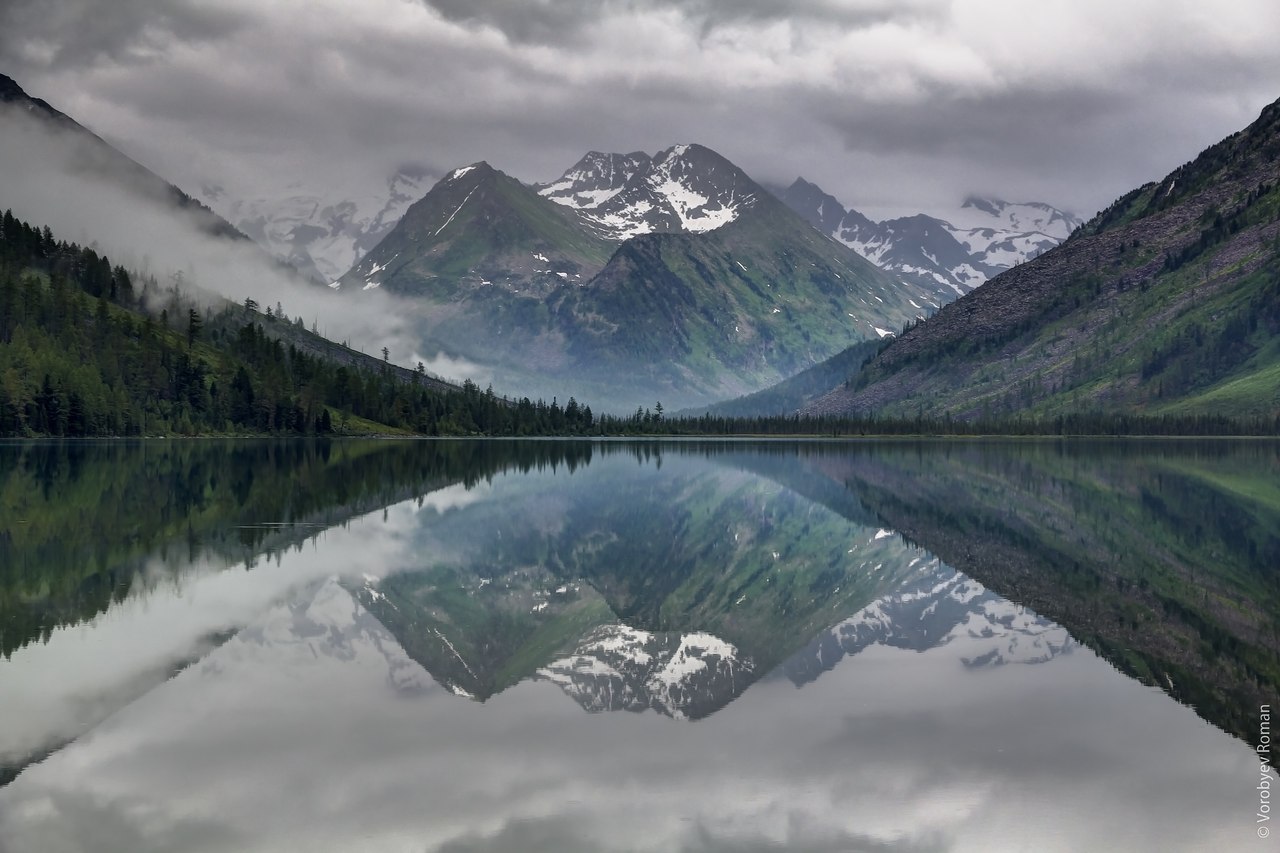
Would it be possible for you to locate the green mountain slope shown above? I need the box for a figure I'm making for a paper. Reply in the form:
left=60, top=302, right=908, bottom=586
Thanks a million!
left=339, top=150, right=927, bottom=411
left=353, top=454, right=925, bottom=713
left=342, top=162, right=614, bottom=298
left=804, top=96, right=1280, bottom=421
left=558, top=194, right=919, bottom=405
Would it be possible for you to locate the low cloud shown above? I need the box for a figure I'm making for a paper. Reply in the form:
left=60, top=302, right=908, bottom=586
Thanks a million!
left=0, top=103, right=425, bottom=368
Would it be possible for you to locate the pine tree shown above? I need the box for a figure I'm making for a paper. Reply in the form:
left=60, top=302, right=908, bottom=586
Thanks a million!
left=187, top=308, right=202, bottom=349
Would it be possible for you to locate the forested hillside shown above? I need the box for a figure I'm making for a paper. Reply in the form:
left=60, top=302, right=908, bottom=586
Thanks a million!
left=0, top=210, right=600, bottom=436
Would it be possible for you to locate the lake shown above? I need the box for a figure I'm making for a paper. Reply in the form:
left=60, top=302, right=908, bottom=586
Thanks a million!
left=0, top=438, right=1276, bottom=852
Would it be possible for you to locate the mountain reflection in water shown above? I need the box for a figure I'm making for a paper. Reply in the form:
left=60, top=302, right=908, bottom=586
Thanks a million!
left=0, top=438, right=1271, bottom=852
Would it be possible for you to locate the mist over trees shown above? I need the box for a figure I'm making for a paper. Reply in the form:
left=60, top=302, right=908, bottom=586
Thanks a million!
left=0, top=209, right=606, bottom=436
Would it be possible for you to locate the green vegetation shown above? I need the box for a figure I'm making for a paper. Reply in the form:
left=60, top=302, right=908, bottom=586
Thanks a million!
left=0, top=438, right=610, bottom=659
left=349, top=160, right=922, bottom=411
left=830, top=96, right=1280, bottom=423
left=353, top=450, right=924, bottom=710
left=0, top=209, right=609, bottom=437
left=4, top=203, right=1276, bottom=439
left=680, top=339, right=883, bottom=417
left=371, top=164, right=614, bottom=293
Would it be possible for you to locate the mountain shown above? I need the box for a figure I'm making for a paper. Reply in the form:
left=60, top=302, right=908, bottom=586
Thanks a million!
left=772, top=178, right=1081, bottom=303
left=534, top=150, right=652, bottom=216
left=0, top=209, right=621, bottom=439
left=0, top=72, right=248, bottom=243
left=676, top=338, right=882, bottom=418
left=341, top=161, right=615, bottom=297
left=535, top=144, right=763, bottom=238
left=339, top=145, right=937, bottom=410
left=201, top=166, right=433, bottom=284
left=946, top=195, right=1081, bottom=264
left=790, top=440, right=1280, bottom=745
left=803, top=95, right=1280, bottom=421
left=349, top=452, right=1068, bottom=720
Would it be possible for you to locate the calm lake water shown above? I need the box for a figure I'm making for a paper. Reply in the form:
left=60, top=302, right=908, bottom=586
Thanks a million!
left=0, top=438, right=1276, bottom=852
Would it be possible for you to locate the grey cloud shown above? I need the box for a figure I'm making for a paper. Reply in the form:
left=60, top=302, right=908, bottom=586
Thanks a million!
left=434, top=812, right=949, bottom=853
left=0, top=0, right=249, bottom=71
left=0, top=103, right=427, bottom=363
left=421, top=0, right=945, bottom=45
left=3, top=0, right=1280, bottom=247
left=422, top=0, right=605, bottom=44
left=806, top=83, right=1280, bottom=218
left=0, top=789, right=237, bottom=853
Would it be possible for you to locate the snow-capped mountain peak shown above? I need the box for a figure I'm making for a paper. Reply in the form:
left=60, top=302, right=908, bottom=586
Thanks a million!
left=949, top=195, right=1079, bottom=237
left=939, top=196, right=1082, bottom=270
left=772, top=178, right=1081, bottom=304
left=535, top=143, right=761, bottom=240
left=537, top=624, right=753, bottom=720
left=537, top=151, right=651, bottom=210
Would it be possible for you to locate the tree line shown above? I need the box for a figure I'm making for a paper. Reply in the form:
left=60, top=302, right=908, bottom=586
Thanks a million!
left=0, top=208, right=607, bottom=437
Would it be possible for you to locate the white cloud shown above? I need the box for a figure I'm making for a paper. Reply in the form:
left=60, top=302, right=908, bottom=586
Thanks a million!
left=0, top=103, right=424, bottom=365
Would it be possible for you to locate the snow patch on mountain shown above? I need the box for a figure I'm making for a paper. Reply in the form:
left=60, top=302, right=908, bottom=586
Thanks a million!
left=535, top=144, right=759, bottom=240
left=945, top=196, right=1078, bottom=236
left=773, top=178, right=1081, bottom=308
left=537, top=624, right=752, bottom=720
left=780, top=563, right=1075, bottom=687
left=536, top=151, right=649, bottom=210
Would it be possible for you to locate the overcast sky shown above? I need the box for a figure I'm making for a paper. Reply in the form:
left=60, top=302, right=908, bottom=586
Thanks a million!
left=3, top=0, right=1280, bottom=221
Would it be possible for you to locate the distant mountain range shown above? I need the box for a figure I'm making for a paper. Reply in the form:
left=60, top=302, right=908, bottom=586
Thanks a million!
left=192, top=140, right=1077, bottom=409
left=770, top=177, right=1081, bottom=302
left=201, top=167, right=433, bottom=284
left=200, top=149, right=1078, bottom=307
left=333, top=145, right=942, bottom=410
left=800, top=94, right=1280, bottom=421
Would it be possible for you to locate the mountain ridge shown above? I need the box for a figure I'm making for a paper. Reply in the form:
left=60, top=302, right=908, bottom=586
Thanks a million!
left=802, top=95, right=1280, bottom=420
left=1, top=72, right=250, bottom=244
left=338, top=146, right=936, bottom=410
left=770, top=176, right=1081, bottom=303
left=535, top=143, right=763, bottom=239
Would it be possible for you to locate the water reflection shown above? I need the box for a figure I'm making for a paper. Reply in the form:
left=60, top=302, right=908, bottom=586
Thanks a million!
left=0, top=439, right=1271, bottom=852
left=770, top=439, right=1280, bottom=747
